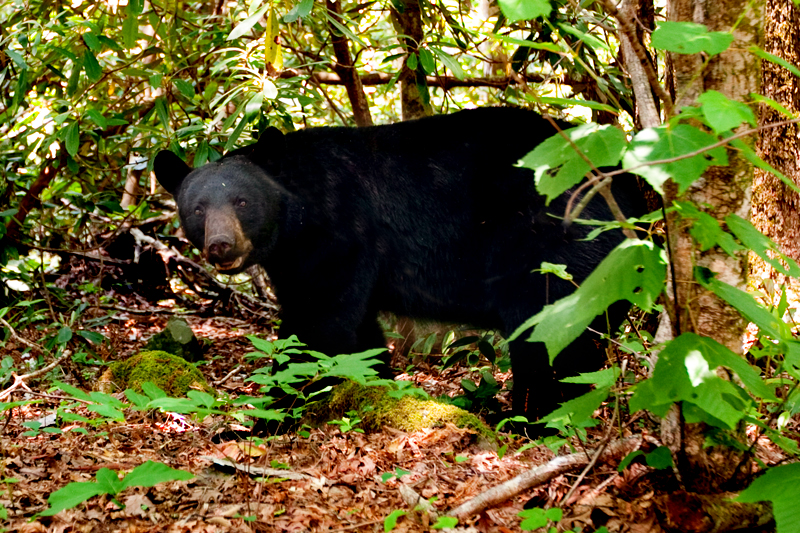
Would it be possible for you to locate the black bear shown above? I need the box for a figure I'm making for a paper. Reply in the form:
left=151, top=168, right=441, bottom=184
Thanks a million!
left=154, top=107, right=644, bottom=421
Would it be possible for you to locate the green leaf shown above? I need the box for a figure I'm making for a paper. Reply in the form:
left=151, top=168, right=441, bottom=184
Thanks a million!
left=120, top=461, right=194, bottom=489
left=245, top=91, right=264, bottom=120
left=384, top=509, right=407, bottom=531
left=193, top=141, right=210, bottom=167
left=187, top=390, right=215, bottom=408
left=673, top=201, right=744, bottom=255
left=122, top=16, right=139, bottom=49
left=510, top=240, right=666, bottom=360
left=430, top=47, right=466, bottom=80
left=228, top=4, right=271, bottom=40
left=540, top=386, right=610, bottom=427
left=54, top=380, right=92, bottom=401
left=87, top=403, right=125, bottom=421
left=623, top=124, right=728, bottom=195
left=84, top=110, right=107, bottom=129
left=749, top=45, right=800, bottom=78
left=320, top=349, right=387, bottom=384
left=486, top=32, right=560, bottom=53
left=237, top=408, right=286, bottom=421
left=534, top=97, right=618, bottom=114
left=174, top=79, right=195, bottom=99
left=545, top=507, right=563, bottom=522
left=618, top=450, right=645, bottom=471
left=431, top=516, right=459, bottom=529
left=56, top=326, right=73, bottom=344
left=630, top=333, right=774, bottom=428
left=697, top=90, right=756, bottom=134
left=125, top=0, right=144, bottom=16
left=731, top=138, right=800, bottom=193
left=498, top=0, right=551, bottom=22
left=518, top=507, right=548, bottom=529
left=651, top=21, right=734, bottom=55
left=750, top=93, right=796, bottom=118
left=644, top=447, right=674, bottom=469
left=557, top=23, right=610, bottom=52
left=154, top=97, right=171, bottom=130
left=225, top=115, right=250, bottom=152
left=124, top=389, right=150, bottom=409
left=739, top=463, right=800, bottom=532
left=147, top=397, right=201, bottom=413
left=698, top=270, right=791, bottom=342
left=141, top=381, right=167, bottom=400
left=533, top=262, right=573, bottom=280
left=83, top=33, right=101, bottom=51
left=519, top=123, right=627, bottom=203
left=284, top=0, right=314, bottom=22
left=95, top=468, right=124, bottom=495
left=324, top=11, right=369, bottom=48
left=65, top=121, right=80, bottom=157
left=77, top=330, right=105, bottom=344
left=83, top=50, right=102, bottom=83
left=725, top=213, right=800, bottom=277
left=419, top=48, right=435, bottom=74
left=39, top=482, right=105, bottom=516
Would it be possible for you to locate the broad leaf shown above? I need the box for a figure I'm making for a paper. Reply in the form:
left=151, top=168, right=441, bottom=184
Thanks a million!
left=519, top=123, right=627, bottom=203
left=623, top=124, right=728, bottom=194
left=40, top=482, right=105, bottom=516
left=498, top=0, right=551, bottom=22
left=697, top=90, right=756, bottom=134
left=739, top=463, right=800, bottom=533
left=651, top=21, right=734, bottom=55
left=630, top=333, right=765, bottom=428
left=697, top=269, right=792, bottom=341
left=725, top=213, right=800, bottom=278
left=510, top=240, right=666, bottom=360
left=120, top=461, right=194, bottom=489
left=228, top=4, right=271, bottom=41
left=284, top=0, right=313, bottom=22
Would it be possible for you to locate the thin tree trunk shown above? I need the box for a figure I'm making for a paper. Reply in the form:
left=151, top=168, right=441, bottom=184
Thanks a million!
left=665, top=0, right=762, bottom=492
left=326, top=0, right=373, bottom=127
left=391, top=0, right=432, bottom=120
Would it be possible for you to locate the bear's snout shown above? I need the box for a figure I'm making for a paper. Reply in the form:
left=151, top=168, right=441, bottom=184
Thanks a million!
left=203, top=206, right=253, bottom=273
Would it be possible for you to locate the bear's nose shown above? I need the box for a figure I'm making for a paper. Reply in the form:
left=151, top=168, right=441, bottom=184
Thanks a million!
left=207, top=237, right=233, bottom=259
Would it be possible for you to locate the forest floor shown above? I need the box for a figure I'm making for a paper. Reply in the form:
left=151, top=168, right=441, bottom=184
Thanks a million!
left=0, top=256, right=769, bottom=532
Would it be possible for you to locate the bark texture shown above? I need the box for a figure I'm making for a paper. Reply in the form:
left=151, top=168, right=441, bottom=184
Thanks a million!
left=752, top=0, right=800, bottom=281
left=391, top=0, right=432, bottom=120
left=326, top=0, right=374, bottom=127
left=665, top=0, right=762, bottom=493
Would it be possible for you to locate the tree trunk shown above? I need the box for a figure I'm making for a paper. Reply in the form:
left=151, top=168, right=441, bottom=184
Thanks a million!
left=326, top=0, right=373, bottom=127
left=665, top=0, right=762, bottom=493
left=752, top=0, right=800, bottom=283
left=391, top=0, right=432, bottom=120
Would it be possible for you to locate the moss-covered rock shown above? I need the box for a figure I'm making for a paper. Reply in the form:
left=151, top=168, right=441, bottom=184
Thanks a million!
left=101, top=350, right=212, bottom=396
left=143, top=318, right=203, bottom=362
left=308, top=380, right=491, bottom=437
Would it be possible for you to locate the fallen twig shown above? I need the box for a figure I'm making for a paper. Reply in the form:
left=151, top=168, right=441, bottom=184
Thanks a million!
left=449, top=436, right=642, bottom=519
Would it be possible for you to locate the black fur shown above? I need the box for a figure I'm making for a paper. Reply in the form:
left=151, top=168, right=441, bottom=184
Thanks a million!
left=154, top=107, right=645, bottom=421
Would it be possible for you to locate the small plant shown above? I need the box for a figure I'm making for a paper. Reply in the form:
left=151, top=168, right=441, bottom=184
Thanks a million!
left=39, top=461, right=193, bottom=517
left=328, top=410, right=364, bottom=433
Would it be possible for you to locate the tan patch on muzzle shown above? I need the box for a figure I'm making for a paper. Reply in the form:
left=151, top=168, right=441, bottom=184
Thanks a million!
left=204, top=205, right=254, bottom=273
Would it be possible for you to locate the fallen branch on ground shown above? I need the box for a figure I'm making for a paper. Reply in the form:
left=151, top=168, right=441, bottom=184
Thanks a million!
left=450, top=436, right=643, bottom=519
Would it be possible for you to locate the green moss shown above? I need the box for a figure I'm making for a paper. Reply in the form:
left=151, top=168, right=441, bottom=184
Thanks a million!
left=308, top=381, right=492, bottom=437
left=107, top=350, right=211, bottom=397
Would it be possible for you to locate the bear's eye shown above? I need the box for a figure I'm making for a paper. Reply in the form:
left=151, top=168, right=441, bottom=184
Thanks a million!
left=236, top=199, right=247, bottom=208
left=194, top=206, right=204, bottom=216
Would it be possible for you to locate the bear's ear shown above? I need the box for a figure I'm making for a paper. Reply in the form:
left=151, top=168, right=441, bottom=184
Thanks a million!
left=153, top=150, right=192, bottom=196
left=249, top=127, right=285, bottom=171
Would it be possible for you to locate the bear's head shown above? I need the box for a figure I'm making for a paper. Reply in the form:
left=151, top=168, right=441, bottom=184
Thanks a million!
left=153, top=130, right=286, bottom=275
